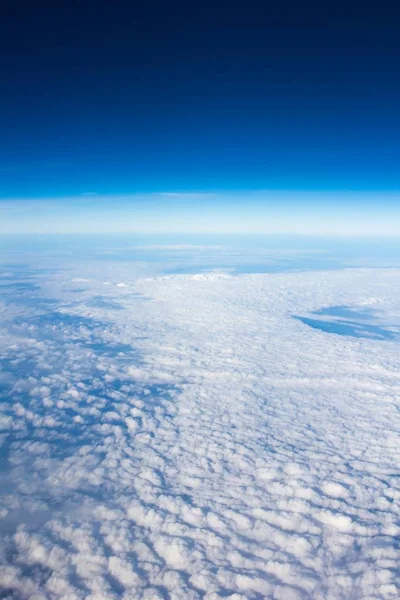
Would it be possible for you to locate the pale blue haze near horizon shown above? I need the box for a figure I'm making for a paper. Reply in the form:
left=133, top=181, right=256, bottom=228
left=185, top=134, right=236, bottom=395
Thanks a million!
left=1, top=190, right=400, bottom=235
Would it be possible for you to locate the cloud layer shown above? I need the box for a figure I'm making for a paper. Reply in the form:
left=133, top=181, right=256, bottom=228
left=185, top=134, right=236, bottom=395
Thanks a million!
left=0, top=263, right=399, bottom=599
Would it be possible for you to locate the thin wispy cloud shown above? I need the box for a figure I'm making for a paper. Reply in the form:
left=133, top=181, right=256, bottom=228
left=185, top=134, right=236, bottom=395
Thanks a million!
left=159, top=191, right=217, bottom=197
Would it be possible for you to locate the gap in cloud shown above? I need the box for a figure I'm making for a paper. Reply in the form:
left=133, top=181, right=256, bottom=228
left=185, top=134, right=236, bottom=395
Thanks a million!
left=295, top=305, right=400, bottom=341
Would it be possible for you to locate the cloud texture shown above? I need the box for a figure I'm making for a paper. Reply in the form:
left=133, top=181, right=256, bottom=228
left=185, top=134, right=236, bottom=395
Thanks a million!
left=0, top=264, right=399, bottom=599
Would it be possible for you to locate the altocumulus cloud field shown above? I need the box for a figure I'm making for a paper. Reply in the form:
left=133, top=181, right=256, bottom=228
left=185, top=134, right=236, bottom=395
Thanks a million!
left=0, top=246, right=400, bottom=599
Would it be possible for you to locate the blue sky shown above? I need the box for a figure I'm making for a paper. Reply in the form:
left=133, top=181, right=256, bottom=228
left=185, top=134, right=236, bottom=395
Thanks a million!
left=1, top=2, right=399, bottom=235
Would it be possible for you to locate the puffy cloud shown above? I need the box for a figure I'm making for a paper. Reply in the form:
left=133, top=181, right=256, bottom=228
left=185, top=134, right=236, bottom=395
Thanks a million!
left=0, top=262, right=399, bottom=598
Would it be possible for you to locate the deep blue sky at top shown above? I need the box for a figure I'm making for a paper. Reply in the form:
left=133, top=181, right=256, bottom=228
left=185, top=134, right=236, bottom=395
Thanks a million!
left=0, top=0, right=399, bottom=198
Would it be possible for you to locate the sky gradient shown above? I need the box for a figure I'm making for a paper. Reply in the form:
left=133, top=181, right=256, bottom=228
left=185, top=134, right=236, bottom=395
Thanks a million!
left=1, top=1, right=399, bottom=234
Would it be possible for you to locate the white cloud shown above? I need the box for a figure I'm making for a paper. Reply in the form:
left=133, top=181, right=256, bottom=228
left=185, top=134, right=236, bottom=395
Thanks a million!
left=0, top=264, right=399, bottom=598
